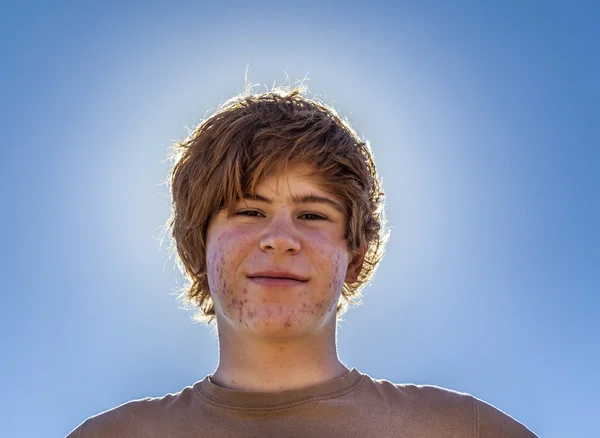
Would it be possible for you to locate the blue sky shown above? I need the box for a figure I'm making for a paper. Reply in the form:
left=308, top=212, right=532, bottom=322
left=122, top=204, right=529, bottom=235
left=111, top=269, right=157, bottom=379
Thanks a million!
left=1, top=2, right=598, bottom=437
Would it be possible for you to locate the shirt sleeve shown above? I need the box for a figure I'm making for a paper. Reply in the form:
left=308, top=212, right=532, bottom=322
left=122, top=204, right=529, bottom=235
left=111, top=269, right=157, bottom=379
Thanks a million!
left=473, top=397, right=538, bottom=438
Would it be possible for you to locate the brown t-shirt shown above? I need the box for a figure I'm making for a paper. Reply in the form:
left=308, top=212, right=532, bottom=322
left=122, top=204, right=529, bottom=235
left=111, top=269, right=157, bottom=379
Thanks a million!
left=66, top=368, right=537, bottom=437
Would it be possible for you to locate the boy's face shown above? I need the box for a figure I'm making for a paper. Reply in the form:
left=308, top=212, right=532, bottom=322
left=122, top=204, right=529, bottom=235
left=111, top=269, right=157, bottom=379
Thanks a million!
left=205, top=164, right=364, bottom=337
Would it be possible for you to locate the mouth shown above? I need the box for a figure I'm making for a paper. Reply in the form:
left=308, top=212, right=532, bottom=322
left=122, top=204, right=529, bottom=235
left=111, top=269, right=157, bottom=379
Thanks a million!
left=247, top=271, right=309, bottom=287
left=248, top=277, right=307, bottom=287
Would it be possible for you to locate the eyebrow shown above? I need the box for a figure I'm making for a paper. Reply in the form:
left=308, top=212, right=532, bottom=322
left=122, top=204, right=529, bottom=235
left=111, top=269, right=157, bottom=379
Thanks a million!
left=242, top=193, right=345, bottom=213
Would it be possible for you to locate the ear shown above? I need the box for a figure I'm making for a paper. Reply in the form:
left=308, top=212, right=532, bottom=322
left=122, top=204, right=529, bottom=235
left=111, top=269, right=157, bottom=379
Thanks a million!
left=344, top=246, right=367, bottom=284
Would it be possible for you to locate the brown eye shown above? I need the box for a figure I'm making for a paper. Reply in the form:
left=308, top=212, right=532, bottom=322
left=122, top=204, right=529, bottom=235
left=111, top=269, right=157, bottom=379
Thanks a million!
left=299, top=213, right=327, bottom=220
left=236, top=210, right=263, bottom=217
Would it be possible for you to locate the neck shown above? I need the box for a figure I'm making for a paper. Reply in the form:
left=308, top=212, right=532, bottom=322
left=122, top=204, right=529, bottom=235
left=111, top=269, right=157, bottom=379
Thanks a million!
left=210, top=319, right=349, bottom=392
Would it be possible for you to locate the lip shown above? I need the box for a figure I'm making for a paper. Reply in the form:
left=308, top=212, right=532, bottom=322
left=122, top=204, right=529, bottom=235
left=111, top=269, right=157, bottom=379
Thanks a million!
left=247, top=270, right=309, bottom=287
left=248, top=277, right=307, bottom=287
left=247, top=270, right=309, bottom=282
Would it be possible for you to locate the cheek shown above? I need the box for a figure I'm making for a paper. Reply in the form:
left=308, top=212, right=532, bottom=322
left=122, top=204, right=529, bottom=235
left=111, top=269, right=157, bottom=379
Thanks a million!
left=206, top=230, right=243, bottom=299
left=305, top=238, right=348, bottom=282
left=304, top=239, right=349, bottom=304
left=328, top=251, right=347, bottom=292
left=207, top=231, right=254, bottom=323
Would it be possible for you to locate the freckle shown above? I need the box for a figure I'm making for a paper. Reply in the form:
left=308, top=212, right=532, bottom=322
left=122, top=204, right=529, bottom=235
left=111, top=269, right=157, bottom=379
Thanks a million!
left=242, top=289, right=247, bottom=294
left=244, top=299, right=248, bottom=303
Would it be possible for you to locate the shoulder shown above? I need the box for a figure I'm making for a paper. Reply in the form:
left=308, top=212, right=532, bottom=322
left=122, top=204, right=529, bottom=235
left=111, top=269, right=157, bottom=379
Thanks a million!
left=360, top=376, right=537, bottom=437
left=364, top=375, right=474, bottom=411
left=471, top=395, right=538, bottom=437
left=66, top=385, right=198, bottom=438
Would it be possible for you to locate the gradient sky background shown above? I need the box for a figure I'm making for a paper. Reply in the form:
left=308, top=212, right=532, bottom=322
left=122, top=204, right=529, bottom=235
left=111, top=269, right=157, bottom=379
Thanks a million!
left=1, top=2, right=598, bottom=437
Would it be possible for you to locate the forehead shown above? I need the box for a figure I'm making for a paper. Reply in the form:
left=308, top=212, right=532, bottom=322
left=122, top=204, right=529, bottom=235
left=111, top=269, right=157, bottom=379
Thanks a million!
left=256, top=164, right=320, bottom=189
left=251, top=163, right=340, bottom=199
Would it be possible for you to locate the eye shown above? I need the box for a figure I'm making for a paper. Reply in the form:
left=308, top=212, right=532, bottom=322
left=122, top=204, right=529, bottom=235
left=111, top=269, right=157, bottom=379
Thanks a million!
left=299, top=213, right=327, bottom=220
left=235, top=210, right=263, bottom=217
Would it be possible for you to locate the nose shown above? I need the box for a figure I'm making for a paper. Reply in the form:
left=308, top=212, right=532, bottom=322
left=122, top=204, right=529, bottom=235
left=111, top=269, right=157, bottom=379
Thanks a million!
left=259, top=214, right=301, bottom=255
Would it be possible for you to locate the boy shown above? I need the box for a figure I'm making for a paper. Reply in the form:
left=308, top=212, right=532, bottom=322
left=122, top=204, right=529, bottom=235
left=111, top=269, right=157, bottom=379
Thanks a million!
left=67, top=86, right=537, bottom=437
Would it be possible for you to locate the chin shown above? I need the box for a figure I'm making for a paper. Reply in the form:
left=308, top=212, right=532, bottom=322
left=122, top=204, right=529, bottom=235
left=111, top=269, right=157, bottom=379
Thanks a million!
left=242, top=312, right=315, bottom=335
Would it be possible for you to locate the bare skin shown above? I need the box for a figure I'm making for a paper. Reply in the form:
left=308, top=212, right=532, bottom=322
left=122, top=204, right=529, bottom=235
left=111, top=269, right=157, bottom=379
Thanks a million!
left=204, top=164, right=365, bottom=392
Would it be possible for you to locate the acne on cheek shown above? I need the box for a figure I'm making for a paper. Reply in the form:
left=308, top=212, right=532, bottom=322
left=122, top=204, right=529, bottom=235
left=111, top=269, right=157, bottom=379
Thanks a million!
left=207, top=232, right=236, bottom=297
left=206, top=231, right=251, bottom=325
left=208, top=252, right=230, bottom=298
left=230, top=298, right=248, bottom=322
left=317, top=253, right=346, bottom=317
left=277, top=250, right=346, bottom=323
left=296, top=298, right=329, bottom=318
left=333, top=253, right=346, bottom=289
left=315, top=300, right=328, bottom=312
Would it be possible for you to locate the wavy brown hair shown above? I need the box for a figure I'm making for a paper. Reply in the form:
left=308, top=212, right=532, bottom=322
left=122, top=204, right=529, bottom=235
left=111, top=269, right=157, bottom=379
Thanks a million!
left=165, top=86, right=388, bottom=324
